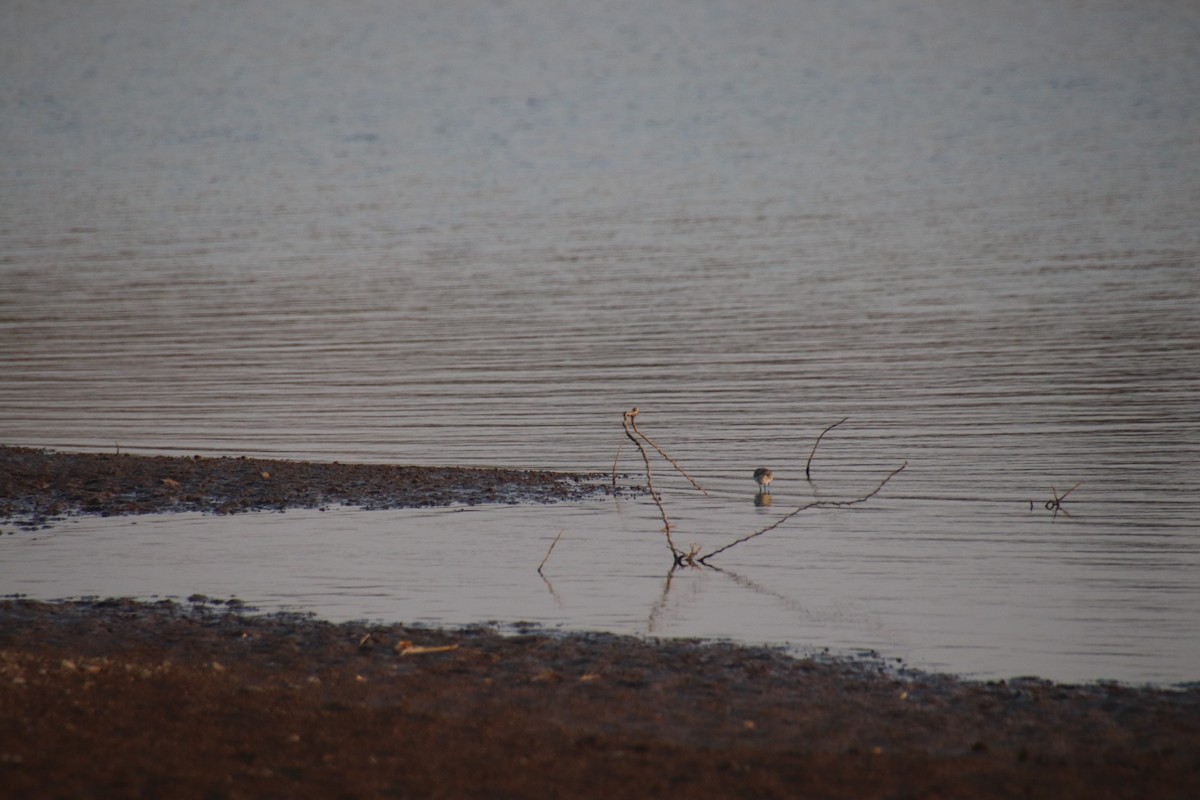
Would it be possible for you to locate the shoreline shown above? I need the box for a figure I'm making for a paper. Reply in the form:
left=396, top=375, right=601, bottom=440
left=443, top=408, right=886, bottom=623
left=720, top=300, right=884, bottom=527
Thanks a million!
left=2, top=597, right=1197, bottom=799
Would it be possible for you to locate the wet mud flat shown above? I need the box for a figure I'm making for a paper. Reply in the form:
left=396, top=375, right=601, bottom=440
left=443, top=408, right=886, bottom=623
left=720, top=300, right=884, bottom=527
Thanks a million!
left=0, top=446, right=617, bottom=530
left=1, top=599, right=1198, bottom=800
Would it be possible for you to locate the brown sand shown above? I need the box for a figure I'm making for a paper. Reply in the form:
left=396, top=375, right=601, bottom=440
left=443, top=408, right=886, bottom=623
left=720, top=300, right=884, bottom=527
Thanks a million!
left=1, top=599, right=1197, bottom=799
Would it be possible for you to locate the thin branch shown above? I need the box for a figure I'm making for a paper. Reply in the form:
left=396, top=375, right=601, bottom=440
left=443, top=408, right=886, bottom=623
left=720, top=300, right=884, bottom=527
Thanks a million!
left=537, top=529, right=565, bottom=574
left=699, top=461, right=907, bottom=564
left=1054, top=481, right=1084, bottom=503
left=628, top=414, right=709, bottom=496
left=623, top=408, right=681, bottom=557
left=806, top=417, right=849, bottom=480
left=611, top=439, right=624, bottom=490
left=1044, top=481, right=1083, bottom=517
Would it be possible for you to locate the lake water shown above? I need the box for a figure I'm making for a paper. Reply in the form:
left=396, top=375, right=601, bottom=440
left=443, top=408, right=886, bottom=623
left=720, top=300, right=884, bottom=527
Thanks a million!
left=2, top=0, right=1199, bottom=684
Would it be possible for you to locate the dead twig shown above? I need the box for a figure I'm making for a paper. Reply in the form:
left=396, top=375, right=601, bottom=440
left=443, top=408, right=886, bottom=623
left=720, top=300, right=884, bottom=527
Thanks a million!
left=627, top=414, right=709, bottom=496
left=537, top=529, right=565, bottom=574
left=395, top=641, right=460, bottom=656
left=1041, top=482, right=1083, bottom=517
left=623, top=408, right=681, bottom=558
left=806, top=417, right=848, bottom=480
left=699, top=462, right=907, bottom=564
left=611, top=440, right=624, bottom=490
left=616, top=408, right=900, bottom=567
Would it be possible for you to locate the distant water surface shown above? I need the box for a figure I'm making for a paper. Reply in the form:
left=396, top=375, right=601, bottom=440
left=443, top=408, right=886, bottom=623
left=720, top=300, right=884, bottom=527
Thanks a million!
left=1, top=0, right=1198, bottom=683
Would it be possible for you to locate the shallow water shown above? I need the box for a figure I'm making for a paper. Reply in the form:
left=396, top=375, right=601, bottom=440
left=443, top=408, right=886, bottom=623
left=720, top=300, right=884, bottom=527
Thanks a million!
left=2, top=0, right=1199, bottom=683
left=6, top=496, right=1199, bottom=685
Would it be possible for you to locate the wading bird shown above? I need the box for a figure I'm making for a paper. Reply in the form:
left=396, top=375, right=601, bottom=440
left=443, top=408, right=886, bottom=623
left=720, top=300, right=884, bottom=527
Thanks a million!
left=753, top=467, right=773, bottom=493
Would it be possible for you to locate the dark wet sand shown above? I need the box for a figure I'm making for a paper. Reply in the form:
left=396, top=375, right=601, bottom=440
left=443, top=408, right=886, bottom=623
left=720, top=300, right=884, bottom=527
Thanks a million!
left=0, top=445, right=615, bottom=530
left=2, top=599, right=1197, bottom=799
left=2, top=448, right=1198, bottom=798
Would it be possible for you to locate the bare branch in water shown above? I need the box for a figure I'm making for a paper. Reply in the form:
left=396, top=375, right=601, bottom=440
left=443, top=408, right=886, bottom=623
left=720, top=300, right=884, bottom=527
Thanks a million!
left=806, top=417, right=849, bottom=480
left=627, top=414, right=709, bottom=496
left=611, top=440, right=624, bottom=490
left=1042, top=482, right=1083, bottom=517
left=616, top=408, right=901, bottom=567
left=623, top=408, right=681, bottom=558
left=699, top=462, right=907, bottom=565
left=537, top=529, right=566, bottom=574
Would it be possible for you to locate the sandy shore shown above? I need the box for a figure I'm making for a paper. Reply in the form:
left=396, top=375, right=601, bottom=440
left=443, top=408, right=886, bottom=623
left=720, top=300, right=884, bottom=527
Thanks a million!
left=1, top=598, right=1197, bottom=799
left=2, top=447, right=1198, bottom=797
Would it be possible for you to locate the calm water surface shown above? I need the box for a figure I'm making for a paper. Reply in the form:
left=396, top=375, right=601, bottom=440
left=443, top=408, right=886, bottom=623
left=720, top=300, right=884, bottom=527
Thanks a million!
left=2, top=0, right=1199, bottom=683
